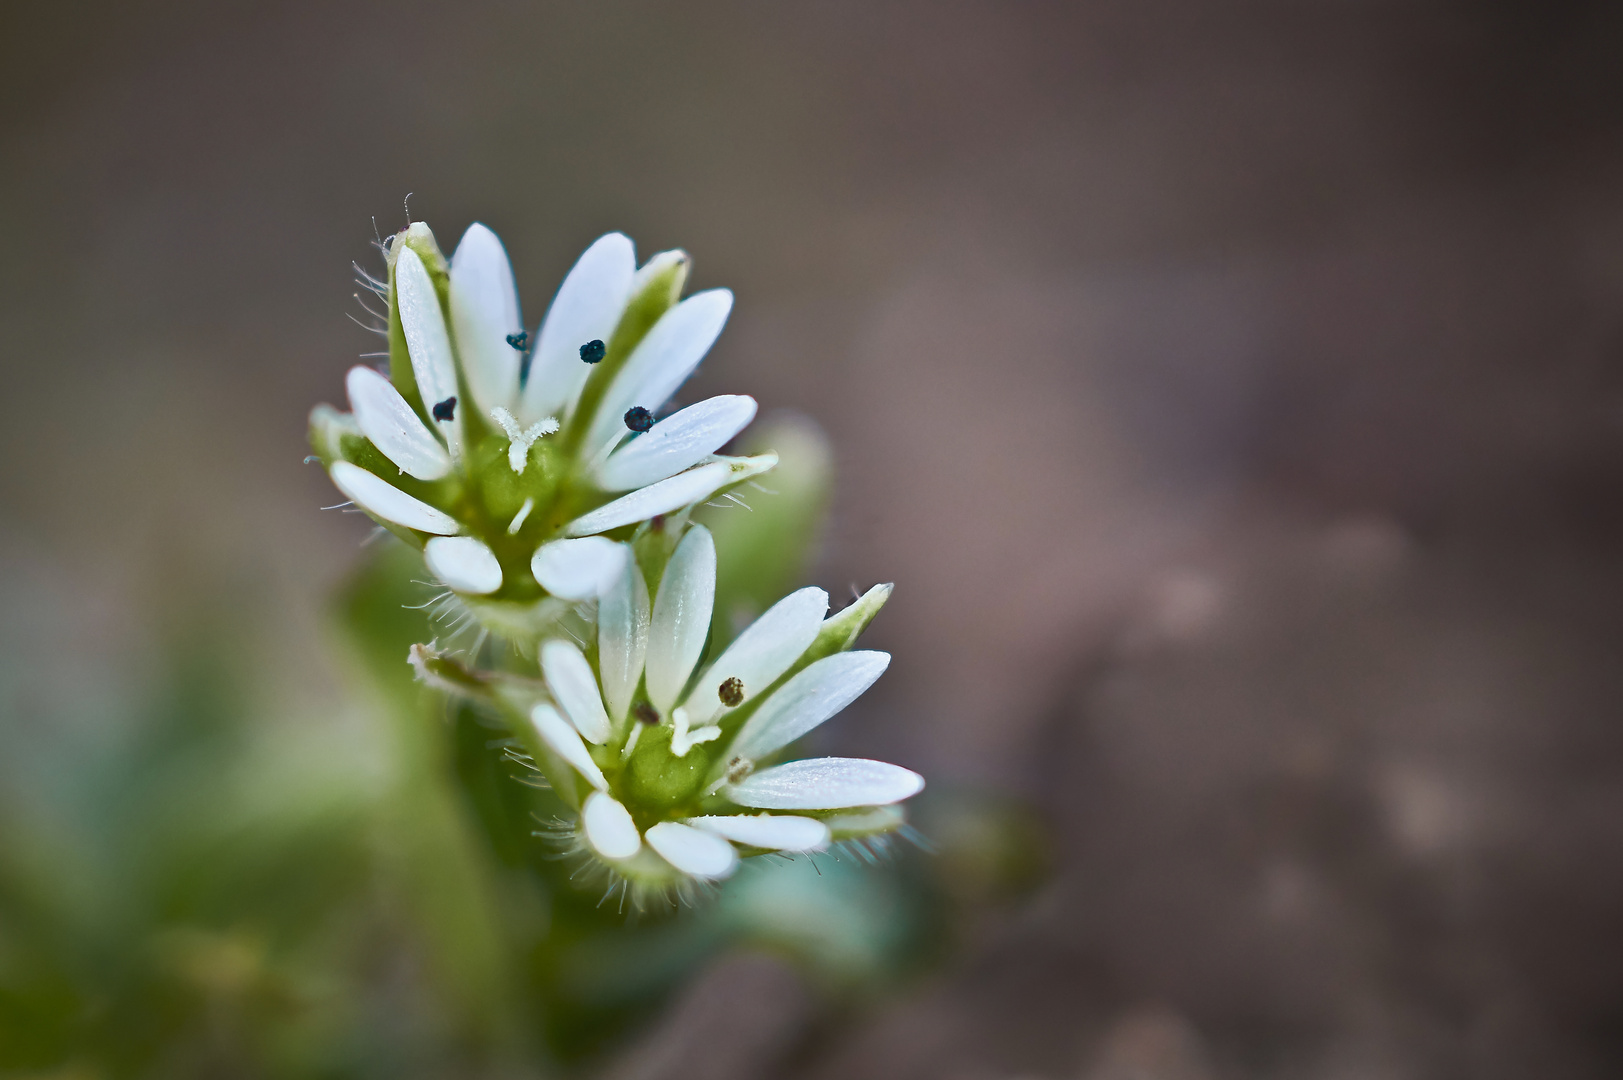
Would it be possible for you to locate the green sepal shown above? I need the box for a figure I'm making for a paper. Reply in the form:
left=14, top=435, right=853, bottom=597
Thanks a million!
left=407, top=643, right=503, bottom=705
left=458, top=595, right=579, bottom=654
left=308, top=403, right=360, bottom=465
left=817, top=804, right=907, bottom=841
left=561, top=250, right=689, bottom=454
left=630, top=515, right=691, bottom=600
left=806, top=582, right=893, bottom=659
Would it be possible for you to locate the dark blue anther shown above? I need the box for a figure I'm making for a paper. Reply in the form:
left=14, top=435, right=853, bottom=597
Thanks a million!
left=432, top=396, right=457, bottom=421
left=623, top=406, right=654, bottom=432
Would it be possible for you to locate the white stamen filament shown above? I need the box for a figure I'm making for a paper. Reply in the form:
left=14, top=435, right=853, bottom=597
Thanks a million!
left=507, top=497, right=535, bottom=534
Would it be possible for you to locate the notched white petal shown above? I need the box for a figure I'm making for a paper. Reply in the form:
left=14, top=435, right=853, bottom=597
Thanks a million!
left=582, top=792, right=641, bottom=860
left=726, top=757, right=924, bottom=810
left=450, top=222, right=523, bottom=418
left=345, top=366, right=451, bottom=480
left=645, top=526, right=716, bottom=713
left=683, top=587, right=829, bottom=726
left=395, top=247, right=461, bottom=452
left=598, top=557, right=650, bottom=724
left=529, top=703, right=608, bottom=792
left=423, top=536, right=503, bottom=595
left=726, top=650, right=891, bottom=763
left=584, top=289, right=734, bottom=456
left=531, top=536, right=628, bottom=601
left=329, top=461, right=459, bottom=535
left=541, top=639, right=612, bottom=744
left=520, top=232, right=636, bottom=424
left=596, top=395, right=758, bottom=492
left=645, top=821, right=738, bottom=880
left=562, top=462, right=733, bottom=537
left=688, top=814, right=831, bottom=853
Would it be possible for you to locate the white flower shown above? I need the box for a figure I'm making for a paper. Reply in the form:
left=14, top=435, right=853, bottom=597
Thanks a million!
left=501, top=524, right=921, bottom=889
left=310, top=221, right=774, bottom=642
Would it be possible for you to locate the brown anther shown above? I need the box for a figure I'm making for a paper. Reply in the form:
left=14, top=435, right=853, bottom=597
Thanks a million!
left=718, top=676, right=744, bottom=707
left=726, top=756, right=754, bottom=783
left=632, top=702, right=660, bottom=726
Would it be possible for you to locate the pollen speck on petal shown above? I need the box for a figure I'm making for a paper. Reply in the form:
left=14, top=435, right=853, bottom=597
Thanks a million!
left=726, top=650, right=890, bottom=762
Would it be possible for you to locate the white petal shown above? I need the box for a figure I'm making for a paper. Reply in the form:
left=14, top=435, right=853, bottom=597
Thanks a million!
left=582, top=289, right=734, bottom=457
left=683, top=587, right=829, bottom=726
left=541, top=639, right=611, bottom=744
left=422, top=536, right=503, bottom=595
left=329, top=461, right=459, bottom=534
left=645, top=821, right=738, bottom=880
left=345, top=366, right=451, bottom=481
left=596, top=395, right=758, bottom=492
left=582, top=792, right=641, bottom=860
left=529, top=703, right=608, bottom=791
left=530, top=537, right=629, bottom=601
left=519, top=233, right=636, bottom=424
left=645, top=526, right=716, bottom=713
left=726, top=651, right=890, bottom=763
left=449, top=223, right=522, bottom=418
left=562, top=462, right=732, bottom=538
left=598, top=556, right=650, bottom=724
left=727, top=757, right=923, bottom=810
left=688, top=814, right=830, bottom=853
left=395, top=247, right=462, bottom=453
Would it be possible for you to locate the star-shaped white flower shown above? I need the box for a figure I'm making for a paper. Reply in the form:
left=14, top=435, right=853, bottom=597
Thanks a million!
left=520, top=525, right=922, bottom=884
left=311, top=222, right=774, bottom=631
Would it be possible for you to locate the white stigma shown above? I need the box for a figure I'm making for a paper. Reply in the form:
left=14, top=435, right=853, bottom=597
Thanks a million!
left=669, top=706, right=722, bottom=758
left=490, top=406, right=559, bottom=473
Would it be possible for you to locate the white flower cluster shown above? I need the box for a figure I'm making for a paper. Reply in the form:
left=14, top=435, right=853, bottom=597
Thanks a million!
left=311, top=222, right=774, bottom=642
left=318, top=219, right=922, bottom=892
left=520, top=525, right=921, bottom=887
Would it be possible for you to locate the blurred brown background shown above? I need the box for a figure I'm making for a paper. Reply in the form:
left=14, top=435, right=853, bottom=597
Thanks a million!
left=5, top=1, right=1623, bottom=1077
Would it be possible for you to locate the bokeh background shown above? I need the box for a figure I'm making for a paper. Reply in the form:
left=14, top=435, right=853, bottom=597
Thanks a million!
left=5, top=1, right=1623, bottom=1077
